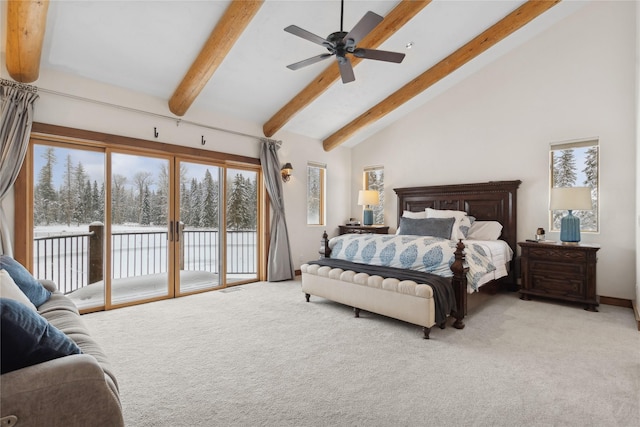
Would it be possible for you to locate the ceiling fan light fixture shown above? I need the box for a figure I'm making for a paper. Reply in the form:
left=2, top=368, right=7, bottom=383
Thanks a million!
left=284, top=0, right=405, bottom=84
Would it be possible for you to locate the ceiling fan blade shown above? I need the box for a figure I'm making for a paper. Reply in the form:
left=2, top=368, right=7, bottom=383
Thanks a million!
left=284, top=25, right=331, bottom=48
left=287, top=53, right=333, bottom=70
left=342, top=11, right=383, bottom=47
left=337, top=57, right=355, bottom=84
left=353, top=48, right=405, bottom=63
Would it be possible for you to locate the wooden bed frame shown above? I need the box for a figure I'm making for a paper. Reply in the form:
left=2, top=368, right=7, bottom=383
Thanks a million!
left=394, top=180, right=521, bottom=315
left=307, top=180, right=521, bottom=338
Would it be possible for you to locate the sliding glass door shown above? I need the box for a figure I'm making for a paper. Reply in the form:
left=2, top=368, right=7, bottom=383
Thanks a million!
left=31, top=144, right=106, bottom=311
left=226, top=168, right=258, bottom=284
left=109, top=152, right=172, bottom=305
left=27, top=136, right=262, bottom=312
left=176, top=161, right=223, bottom=294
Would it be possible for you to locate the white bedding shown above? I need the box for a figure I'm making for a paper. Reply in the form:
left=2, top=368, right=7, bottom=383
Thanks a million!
left=462, top=239, right=513, bottom=292
left=327, top=234, right=512, bottom=292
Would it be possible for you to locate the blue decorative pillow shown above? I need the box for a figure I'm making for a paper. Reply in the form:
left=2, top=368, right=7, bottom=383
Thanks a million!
left=0, top=255, right=51, bottom=307
left=397, top=217, right=455, bottom=239
left=1, top=298, right=82, bottom=374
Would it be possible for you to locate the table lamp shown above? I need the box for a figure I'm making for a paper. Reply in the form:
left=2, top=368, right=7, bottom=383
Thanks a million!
left=358, top=190, right=379, bottom=226
left=550, top=187, right=592, bottom=243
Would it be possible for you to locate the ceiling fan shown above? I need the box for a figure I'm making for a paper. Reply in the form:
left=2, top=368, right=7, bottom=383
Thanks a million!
left=284, top=0, right=405, bottom=84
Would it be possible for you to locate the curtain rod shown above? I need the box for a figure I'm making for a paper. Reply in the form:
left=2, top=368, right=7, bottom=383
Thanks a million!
left=0, top=78, right=38, bottom=93
left=0, top=79, right=279, bottom=144
left=38, top=87, right=273, bottom=142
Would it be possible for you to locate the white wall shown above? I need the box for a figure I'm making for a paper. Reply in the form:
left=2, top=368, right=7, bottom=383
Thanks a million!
left=0, top=65, right=351, bottom=272
left=352, top=1, right=637, bottom=300
left=635, top=3, right=640, bottom=307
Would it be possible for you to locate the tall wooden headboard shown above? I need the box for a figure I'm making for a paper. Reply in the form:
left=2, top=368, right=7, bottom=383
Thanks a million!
left=394, top=180, right=522, bottom=256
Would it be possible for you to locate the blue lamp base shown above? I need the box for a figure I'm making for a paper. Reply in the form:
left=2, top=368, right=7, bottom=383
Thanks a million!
left=363, top=209, right=374, bottom=226
left=560, top=210, right=581, bottom=243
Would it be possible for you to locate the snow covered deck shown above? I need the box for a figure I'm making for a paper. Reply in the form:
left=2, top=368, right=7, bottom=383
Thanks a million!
left=69, top=270, right=251, bottom=310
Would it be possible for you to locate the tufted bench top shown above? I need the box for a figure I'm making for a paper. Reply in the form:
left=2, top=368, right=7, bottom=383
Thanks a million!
left=301, top=264, right=433, bottom=299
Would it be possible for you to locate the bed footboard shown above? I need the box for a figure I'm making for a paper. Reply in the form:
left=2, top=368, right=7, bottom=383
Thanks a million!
left=450, top=240, right=468, bottom=329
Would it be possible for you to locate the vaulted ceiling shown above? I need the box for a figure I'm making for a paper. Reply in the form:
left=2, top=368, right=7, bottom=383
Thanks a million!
left=2, top=0, right=587, bottom=149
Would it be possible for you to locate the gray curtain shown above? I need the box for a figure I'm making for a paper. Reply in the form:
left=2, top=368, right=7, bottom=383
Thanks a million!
left=260, top=138, right=294, bottom=281
left=0, top=80, right=39, bottom=256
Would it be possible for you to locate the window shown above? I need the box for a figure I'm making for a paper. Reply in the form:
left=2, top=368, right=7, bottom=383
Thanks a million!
left=550, top=139, right=599, bottom=232
left=307, top=162, right=326, bottom=225
left=19, top=124, right=263, bottom=313
left=364, top=166, right=384, bottom=225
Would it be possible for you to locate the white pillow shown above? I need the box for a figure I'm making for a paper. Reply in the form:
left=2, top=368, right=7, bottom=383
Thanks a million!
left=425, top=208, right=470, bottom=240
left=0, top=269, right=38, bottom=311
left=402, top=210, right=427, bottom=219
left=396, top=210, right=428, bottom=234
left=466, top=221, right=503, bottom=240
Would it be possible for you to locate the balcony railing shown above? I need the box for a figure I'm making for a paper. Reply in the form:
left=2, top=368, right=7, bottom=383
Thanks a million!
left=33, top=223, right=257, bottom=295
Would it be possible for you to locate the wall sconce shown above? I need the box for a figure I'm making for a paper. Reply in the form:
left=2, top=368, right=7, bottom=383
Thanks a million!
left=281, top=163, right=293, bottom=182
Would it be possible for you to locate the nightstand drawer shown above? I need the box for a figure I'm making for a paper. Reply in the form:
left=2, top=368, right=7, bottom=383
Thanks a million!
left=338, top=225, right=389, bottom=235
left=530, top=263, right=586, bottom=297
left=528, top=247, right=586, bottom=261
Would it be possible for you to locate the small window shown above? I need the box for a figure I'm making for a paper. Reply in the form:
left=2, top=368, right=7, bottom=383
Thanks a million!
left=363, top=166, right=384, bottom=225
left=307, top=162, right=326, bottom=225
left=550, top=139, right=599, bottom=232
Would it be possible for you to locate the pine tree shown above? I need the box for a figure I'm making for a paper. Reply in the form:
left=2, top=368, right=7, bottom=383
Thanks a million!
left=60, top=154, right=75, bottom=226
left=247, top=176, right=257, bottom=230
left=141, top=185, right=151, bottom=225
left=72, top=162, right=89, bottom=225
left=34, top=147, right=57, bottom=225
left=180, top=181, right=190, bottom=226
left=227, top=174, right=249, bottom=230
left=190, top=178, right=201, bottom=227
left=133, top=172, right=153, bottom=224
left=307, top=167, right=321, bottom=224
left=579, top=146, right=599, bottom=231
left=200, top=170, right=216, bottom=228
left=552, top=149, right=577, bottom=187
left=91, top=181, right=102, bottom=222
left=112, top=175, right=127, bottom=224
left=156, top=164, right=170, bottom=226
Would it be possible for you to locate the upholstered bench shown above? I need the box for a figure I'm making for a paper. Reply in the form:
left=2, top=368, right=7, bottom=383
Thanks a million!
left=301, top=263, right=438, bottom=338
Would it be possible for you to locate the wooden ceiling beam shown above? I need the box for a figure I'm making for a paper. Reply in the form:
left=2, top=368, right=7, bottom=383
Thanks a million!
left=323, top=0, right=561, bottom=151
left=169, top=0, right=264, bottom=117
left=262, top=0, right=432, bottom=138
left=5, top=0, right=50, bottom=83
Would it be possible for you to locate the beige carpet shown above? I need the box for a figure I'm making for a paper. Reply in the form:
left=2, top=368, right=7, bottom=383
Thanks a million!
left=82, top=278, right=640, bottom=426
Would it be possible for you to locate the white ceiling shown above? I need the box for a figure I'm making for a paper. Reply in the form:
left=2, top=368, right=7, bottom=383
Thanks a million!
left=5, top=0, right=589, bottom=148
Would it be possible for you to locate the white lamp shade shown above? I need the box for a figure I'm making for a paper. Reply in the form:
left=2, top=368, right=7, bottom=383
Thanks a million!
left=550, top=187, right=592, bottom=211
left=358, top=190, right=379, bottom=206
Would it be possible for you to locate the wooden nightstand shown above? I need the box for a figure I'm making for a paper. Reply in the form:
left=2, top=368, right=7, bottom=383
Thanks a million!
left=338, top=225, right=389, bottom=235
left=518, top=241, right=600, bottom=311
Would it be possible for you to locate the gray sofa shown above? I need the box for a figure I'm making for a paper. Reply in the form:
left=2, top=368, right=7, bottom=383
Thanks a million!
left=0, top=280, right=124, bottom=427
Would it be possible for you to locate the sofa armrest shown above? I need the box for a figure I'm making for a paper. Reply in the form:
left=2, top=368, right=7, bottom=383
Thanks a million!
left=39, top=279, right=58, bottom=292
left=38, top=279, right=58, bottom=292
left=1, top=354, right=124, bottom=427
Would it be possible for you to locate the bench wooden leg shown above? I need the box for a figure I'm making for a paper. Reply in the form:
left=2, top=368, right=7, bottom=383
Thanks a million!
left=305, top=293, right=310, bottom=302
left=423, top=327, right=431, bottom=339
left=354, top=307, right=360, bottom=318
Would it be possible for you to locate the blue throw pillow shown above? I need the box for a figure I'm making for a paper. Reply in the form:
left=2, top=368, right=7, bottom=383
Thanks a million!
left=397, top=217, right=455, bottom=239
left=0, top=255, right=51, bottom=307
left=1, top=298, right=82, bottom=374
